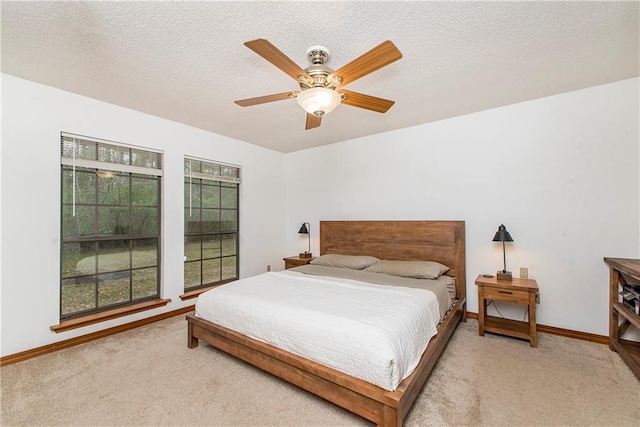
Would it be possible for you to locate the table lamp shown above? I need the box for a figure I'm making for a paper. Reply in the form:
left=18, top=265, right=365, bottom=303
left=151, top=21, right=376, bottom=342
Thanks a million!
left=298, top=222, right=312, bottom=258
left=493, top=224, right=513, bottom=280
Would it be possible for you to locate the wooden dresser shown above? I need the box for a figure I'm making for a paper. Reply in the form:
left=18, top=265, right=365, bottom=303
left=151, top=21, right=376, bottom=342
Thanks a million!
left=605, top=257, right=640, bottom=380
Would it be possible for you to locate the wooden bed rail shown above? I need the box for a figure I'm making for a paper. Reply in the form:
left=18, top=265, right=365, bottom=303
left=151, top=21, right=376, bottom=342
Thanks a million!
left=187, top=296, right=465, bottom=426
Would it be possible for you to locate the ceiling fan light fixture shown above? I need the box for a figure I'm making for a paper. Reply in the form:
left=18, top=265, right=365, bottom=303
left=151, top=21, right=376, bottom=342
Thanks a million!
left=296, top=87, right=341, bottom=117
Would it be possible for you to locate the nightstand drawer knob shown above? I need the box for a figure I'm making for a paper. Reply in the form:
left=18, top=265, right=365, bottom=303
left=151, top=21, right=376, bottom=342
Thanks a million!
left=498, top=290, right=513, bottom=295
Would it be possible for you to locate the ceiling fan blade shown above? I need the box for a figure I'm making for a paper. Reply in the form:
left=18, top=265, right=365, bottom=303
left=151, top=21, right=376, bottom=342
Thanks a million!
left=234, top=92, right=296, bottom=107
left=329, top=40, right=402, bottom=87
left=245, top=39, right=311, bottom=82
left=305, top=113, right=322, bottom=130
left=338, top=90, right=395, bottom=113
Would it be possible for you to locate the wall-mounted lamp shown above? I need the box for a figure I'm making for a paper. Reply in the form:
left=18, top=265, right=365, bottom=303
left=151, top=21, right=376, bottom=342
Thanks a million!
left=493, top=224, right=514, bottom=281
left=298, top=222, right=312, bottom=258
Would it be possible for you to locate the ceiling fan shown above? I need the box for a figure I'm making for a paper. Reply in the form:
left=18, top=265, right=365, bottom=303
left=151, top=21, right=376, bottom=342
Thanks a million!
left=234, top=39, right=403, bottom=130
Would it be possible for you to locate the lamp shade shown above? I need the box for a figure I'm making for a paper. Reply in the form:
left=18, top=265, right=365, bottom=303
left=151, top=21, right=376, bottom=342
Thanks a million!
left=296, top=88, right=341, bottom=116
left=492, top=224, right=513, bottom=242
left=298, top=222, right=309, bottom=234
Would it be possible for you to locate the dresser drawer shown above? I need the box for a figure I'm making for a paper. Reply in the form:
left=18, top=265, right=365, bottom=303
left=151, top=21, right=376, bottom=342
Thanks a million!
left=483, top=286, right=530, bottom=304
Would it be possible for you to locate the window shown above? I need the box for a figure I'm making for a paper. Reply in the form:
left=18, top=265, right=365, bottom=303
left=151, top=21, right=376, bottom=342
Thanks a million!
left=184, top=157, right=240, bottom=292
left=60, top=133, right=162, bottom=320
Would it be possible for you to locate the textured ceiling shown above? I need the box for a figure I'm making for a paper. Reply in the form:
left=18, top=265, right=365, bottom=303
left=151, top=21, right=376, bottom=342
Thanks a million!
left=2, top=1, right=638, bottom=153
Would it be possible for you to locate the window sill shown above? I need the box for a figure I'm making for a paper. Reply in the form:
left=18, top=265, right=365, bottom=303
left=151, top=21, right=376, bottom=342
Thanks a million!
left=179, top=285, right=220, bottom=301
left=50, top=298, right=171, bottom=333
left=180, top=278, right=236, bottom=300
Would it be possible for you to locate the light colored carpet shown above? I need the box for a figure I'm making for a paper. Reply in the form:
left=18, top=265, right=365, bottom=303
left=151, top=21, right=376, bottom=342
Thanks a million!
left=1, top=316, right=639, bottom=426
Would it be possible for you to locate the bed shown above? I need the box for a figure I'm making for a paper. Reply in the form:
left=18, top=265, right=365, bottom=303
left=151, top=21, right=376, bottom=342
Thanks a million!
left=186, top=220, right=466, bottom=426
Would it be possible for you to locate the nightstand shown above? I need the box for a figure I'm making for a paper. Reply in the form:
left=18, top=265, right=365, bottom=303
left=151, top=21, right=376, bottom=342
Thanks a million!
left=475, top=274, right=539, bottom=347
left=283, top=255, right=315, bottom=269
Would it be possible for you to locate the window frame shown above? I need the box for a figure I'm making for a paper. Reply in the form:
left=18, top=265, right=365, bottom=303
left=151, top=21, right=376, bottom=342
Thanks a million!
left=183, top=157, right=240, bottom=293
left=59, top=133, right=163, bottom=321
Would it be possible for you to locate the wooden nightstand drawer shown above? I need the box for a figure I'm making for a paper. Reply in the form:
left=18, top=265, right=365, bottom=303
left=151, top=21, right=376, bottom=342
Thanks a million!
left=483, top=287, right=530, bottom=304
left=283, top=255, right=315, bottom=269
left=286, top=258, right=309, bottom=267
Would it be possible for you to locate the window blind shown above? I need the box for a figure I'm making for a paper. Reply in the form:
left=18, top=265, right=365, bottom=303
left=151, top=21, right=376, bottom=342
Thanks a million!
left=61, top=133, right=163, bottom=177
left=184, top=156, right=241, bottom=183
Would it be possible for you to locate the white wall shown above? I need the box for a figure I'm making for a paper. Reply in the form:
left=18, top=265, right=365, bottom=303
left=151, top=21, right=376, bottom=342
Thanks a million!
left=285, top=78, right=640, bottom=336
left=0, top=74, right=287, bottom=357
left=1, top=75, right=638, bottom=357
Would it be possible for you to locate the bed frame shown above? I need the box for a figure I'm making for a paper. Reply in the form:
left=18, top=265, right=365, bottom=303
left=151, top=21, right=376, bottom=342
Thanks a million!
left=186, top=220, right=466, bottom=426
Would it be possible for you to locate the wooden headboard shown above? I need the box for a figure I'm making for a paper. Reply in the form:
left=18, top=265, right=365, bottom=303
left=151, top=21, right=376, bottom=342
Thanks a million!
left=319, top=220, right=466, bottom=300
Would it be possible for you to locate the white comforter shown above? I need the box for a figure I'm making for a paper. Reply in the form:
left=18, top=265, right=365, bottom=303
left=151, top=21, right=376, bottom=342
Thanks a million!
left=195, top=270, right=441, bottom=391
